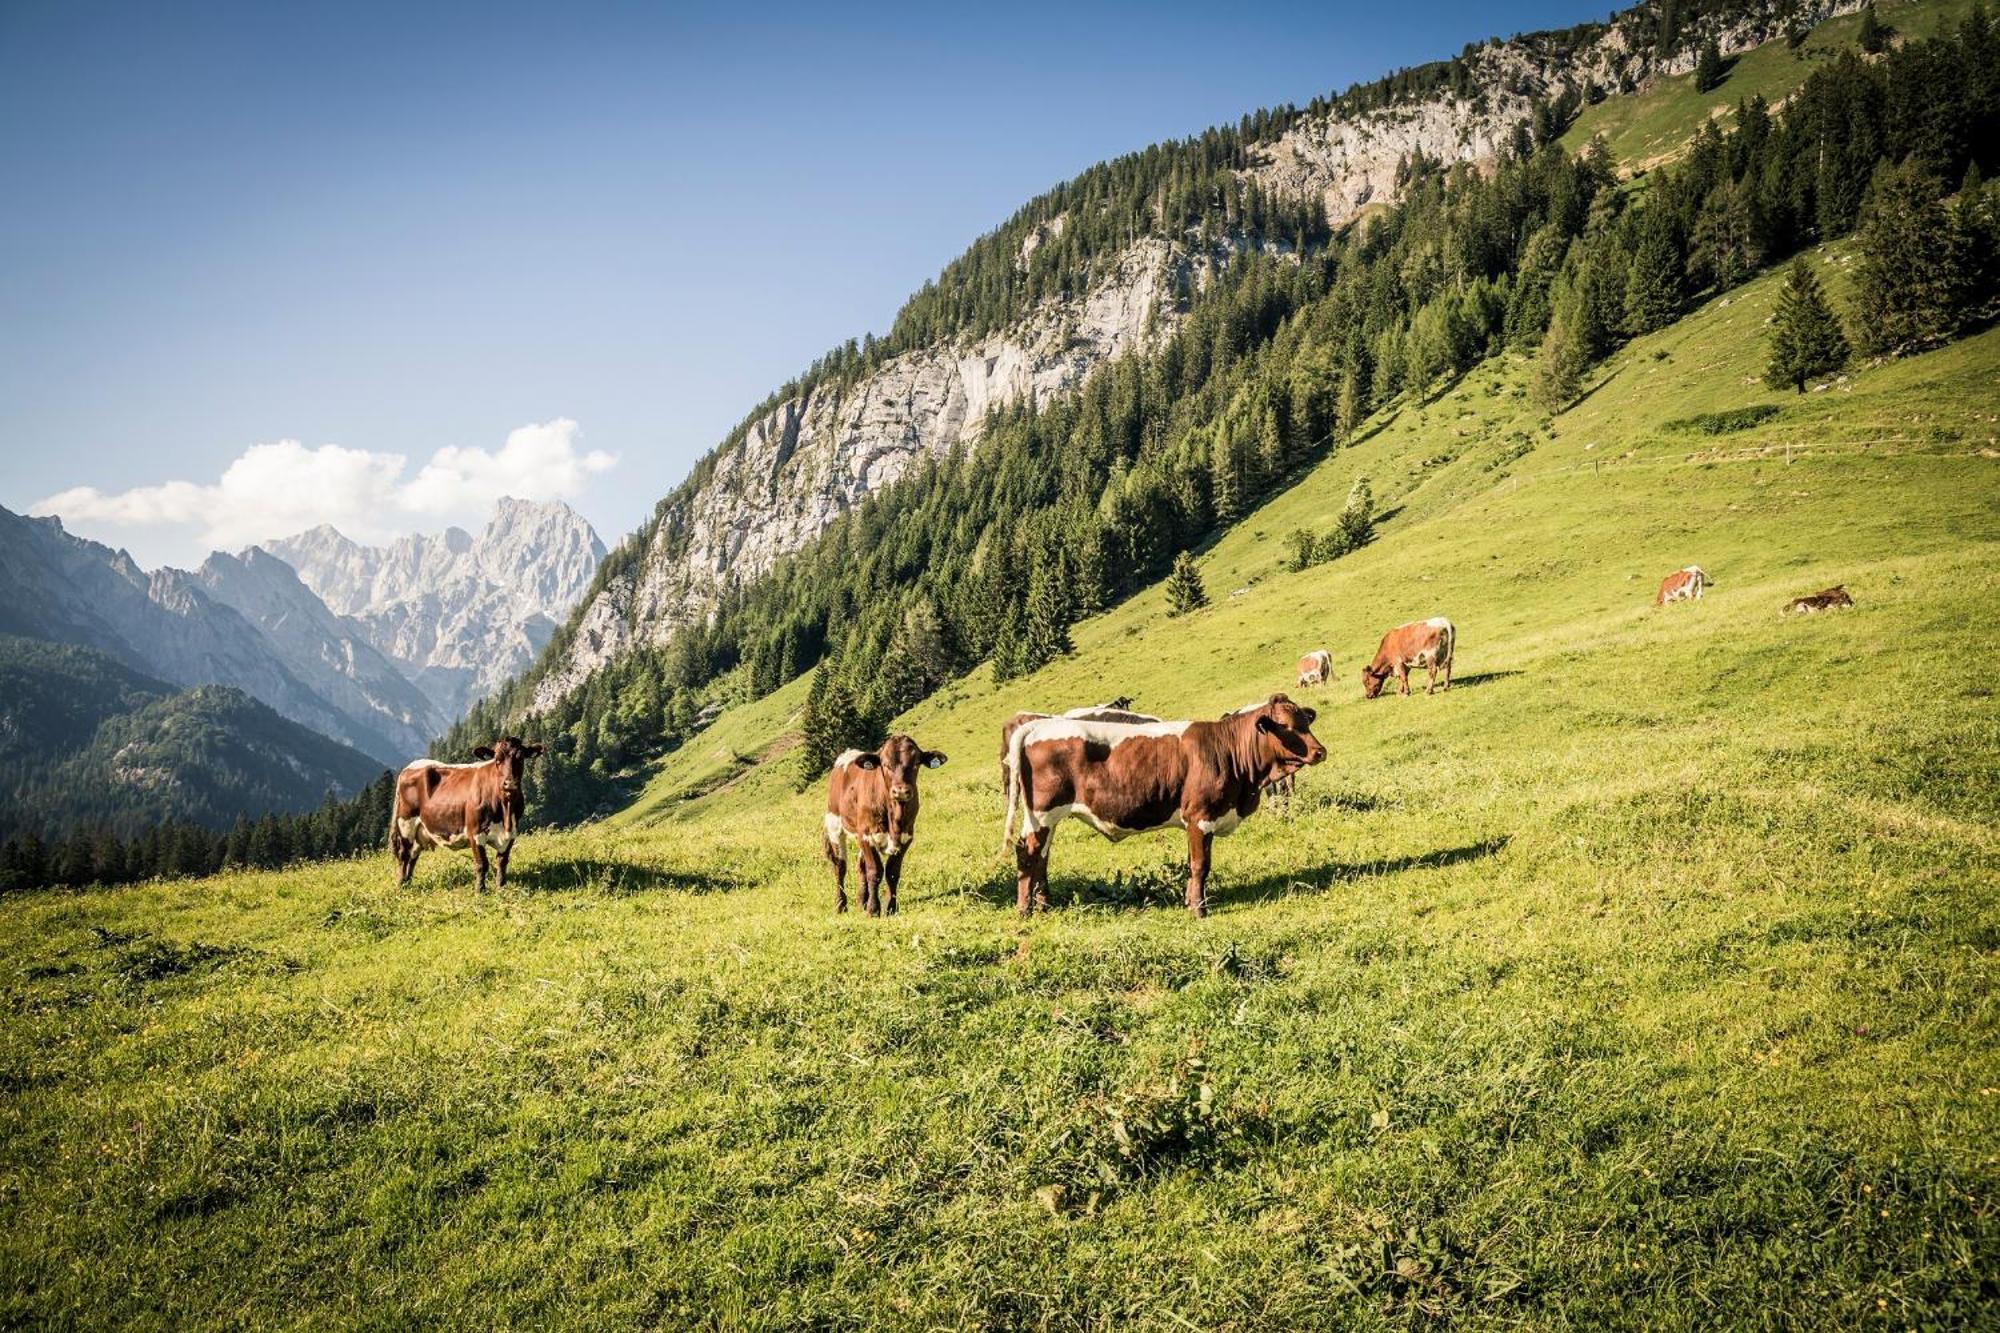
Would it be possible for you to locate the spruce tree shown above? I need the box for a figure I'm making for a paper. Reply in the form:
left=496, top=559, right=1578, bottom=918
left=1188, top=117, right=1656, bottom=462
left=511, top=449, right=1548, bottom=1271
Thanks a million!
left=1021, top=552, right=1075, bottom=672
left=1535, top=311, right=1585, bottom=411
left=1625, top=211, right=1686, bottom=334
left=1694, top=39, right=1725, bottom=93
left=799, top=663, right=856, bottom=781
left=1766, top=258, right=1850, bottom=391
left=1859, top=3, right=1885, bottom=54
left=1852, top=162, right=1962, bottom=355
left=1287, top=528, right=1318, bottom=572
left=1165, top=551, right=1209, bottom=616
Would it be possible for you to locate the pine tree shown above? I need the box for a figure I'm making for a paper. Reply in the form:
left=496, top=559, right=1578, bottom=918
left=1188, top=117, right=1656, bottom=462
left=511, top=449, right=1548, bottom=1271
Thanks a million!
left=1859, top=3, right=1885, bottom=54
left=798, top=663, right=857, bottom=781
left=1625, top=211, right=1686, bottom=334
left=1165, top=551, right=1209, bottom=616
left=1852, top=162, right=1963, bottom=355
left=1694, top=39, right=1725, bottom=93
left=1021, top=552, right=1075, bottom=672
left=1287, top=528, right=1318, bottom=572
left=1766, top=258, right=1850, bottom=391
left=1535, top=310, right=1585, bottom=410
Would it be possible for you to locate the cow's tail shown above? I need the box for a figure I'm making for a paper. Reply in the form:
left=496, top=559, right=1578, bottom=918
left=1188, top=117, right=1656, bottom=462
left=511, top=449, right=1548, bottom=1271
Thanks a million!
left=1002, top=720, right=1032, bottom=854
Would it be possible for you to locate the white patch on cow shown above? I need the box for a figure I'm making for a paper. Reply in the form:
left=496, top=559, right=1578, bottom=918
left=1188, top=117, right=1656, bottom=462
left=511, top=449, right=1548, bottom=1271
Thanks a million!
left=823, top=812, right=846, bottom=849
left=860, top=830, right=908, bottom=854
left=832, top=749, right=864, bottom=770
left=476, top=825, right=515, bottom=854
left=1019, top=716, right=1191, bottom=748
left=1197, top=809, right=1245, bottom=837
left=1032, top=803, right=1152, bottom=841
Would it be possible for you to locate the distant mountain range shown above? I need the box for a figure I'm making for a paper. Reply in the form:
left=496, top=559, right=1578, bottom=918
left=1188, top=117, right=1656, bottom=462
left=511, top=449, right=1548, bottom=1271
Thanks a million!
left=266, top=497, right=605, bottom=720
left=0, top=499, right=603, bottom=824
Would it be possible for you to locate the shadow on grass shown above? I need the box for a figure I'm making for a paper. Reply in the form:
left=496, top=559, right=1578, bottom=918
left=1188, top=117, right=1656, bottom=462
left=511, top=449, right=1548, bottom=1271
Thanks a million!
left=1447, top=669, right=1524, bottom=690
left=513, top=856, right=741, bottom=897
left=951, top=835, right=1512, bottom=914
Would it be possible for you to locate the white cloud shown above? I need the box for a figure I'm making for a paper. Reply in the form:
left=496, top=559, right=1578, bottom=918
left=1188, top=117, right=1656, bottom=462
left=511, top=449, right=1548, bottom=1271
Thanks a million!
left=31, top=419, right=616, bottom=558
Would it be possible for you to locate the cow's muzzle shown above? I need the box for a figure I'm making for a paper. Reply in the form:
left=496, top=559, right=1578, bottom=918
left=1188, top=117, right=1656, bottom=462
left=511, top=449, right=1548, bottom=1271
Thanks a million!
left=502, top=779, right=522, bottom=795
left=889, top=785, right=914, bottom=804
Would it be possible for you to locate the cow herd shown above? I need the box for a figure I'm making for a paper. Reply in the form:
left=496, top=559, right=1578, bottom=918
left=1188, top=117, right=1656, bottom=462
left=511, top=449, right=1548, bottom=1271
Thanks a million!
left=392, top=562, right=1854, bottom=914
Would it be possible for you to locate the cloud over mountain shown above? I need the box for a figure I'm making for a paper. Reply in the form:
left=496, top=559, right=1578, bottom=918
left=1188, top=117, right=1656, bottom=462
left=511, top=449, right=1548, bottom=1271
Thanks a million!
left=32, top=419, right=615, bottom=555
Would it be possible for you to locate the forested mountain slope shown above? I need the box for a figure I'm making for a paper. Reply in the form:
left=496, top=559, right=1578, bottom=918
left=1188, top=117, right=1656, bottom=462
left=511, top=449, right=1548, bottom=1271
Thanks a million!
left=453, top=0, right=1995, bottom=826
left=0, top=636, right=385, bottom=842
left=511, top=1, right=1881, bottom=718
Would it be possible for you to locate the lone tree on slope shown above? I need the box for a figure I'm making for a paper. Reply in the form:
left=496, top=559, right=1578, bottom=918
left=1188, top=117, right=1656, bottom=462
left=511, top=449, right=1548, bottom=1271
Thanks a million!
left=1766, top=257, right=1850, bottom=392
left=1165, top=551, right=1209, bottom=617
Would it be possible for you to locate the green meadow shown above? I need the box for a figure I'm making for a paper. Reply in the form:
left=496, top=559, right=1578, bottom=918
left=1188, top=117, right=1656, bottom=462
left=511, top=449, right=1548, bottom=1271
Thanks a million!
left=6, top=246, right=2000, bottom=1324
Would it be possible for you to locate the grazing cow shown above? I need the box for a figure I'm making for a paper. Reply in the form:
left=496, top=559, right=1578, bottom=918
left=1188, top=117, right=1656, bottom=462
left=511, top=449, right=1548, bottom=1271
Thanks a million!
left=1360, top=618, right=1456, bottom=699
left=1656, top=565, right=1709, bottom=605
left=998, top=700, right=1157, bottom=793
left=391, top=737, right=544, bottom=890
left=1296, top=650, right=1333, bottom=687
left=1785, top=585, right=1854, bottom=614
left=1002, top=694, right=1326, bottom=917
left=823, top=735, right=948, bottom=916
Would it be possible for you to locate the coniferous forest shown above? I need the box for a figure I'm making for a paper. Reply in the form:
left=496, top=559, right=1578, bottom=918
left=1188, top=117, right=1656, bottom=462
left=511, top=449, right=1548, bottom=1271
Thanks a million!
left=442, top=9, right=1998, bottom=826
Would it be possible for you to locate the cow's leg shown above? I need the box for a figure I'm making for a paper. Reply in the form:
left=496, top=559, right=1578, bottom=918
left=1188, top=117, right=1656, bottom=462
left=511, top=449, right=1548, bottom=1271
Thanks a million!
left=858, top=843, right=883, bottom=918
left=1186, top=825, right=1213, bottom=918
left=1426, top=659, right=1438, bottom=695
left=1397, top=664, right=1412, bottom=696
left=1015, top=827, right=1052, bottom=916
left=825, top=830, right=848, bottom=914
left=883, top=850, right=904, bottom=917
left=495, top=846, right=511, bottom=890
left=1442, top=657, right=1453, bottom=691
left=391, top=827, right=411, bottom=885
left=471, top=842, right=490, bottom=892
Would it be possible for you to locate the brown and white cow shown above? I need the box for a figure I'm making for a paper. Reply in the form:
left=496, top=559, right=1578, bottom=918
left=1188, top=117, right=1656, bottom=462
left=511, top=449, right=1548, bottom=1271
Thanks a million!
left=1360, top=617, right=1456, bottom=698
left=1784, top=585, right=1854, bottom=614
left=1002, top=694, right=1325, bottom=917
left=1296, top=650, right=1333, bottom=687
left=997, top=699, right=1156, bottom=793
left=823, top=735, right=949, bottom=916
left=1656, top=565, right=1709, bottom=605
left=391, top=736, right=544, bottom=890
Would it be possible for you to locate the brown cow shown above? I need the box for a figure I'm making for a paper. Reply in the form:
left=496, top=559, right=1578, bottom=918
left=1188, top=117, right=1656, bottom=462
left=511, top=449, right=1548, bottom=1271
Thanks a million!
left=823, top=735, right=949, bottom=916
left=1360, top=617, right=1456, bottom=698
left=1003, top=694, right=1325, bottom=917
left=997, top=699, right=1156, bottom=793
left=1656, top=565, right=1709, bottom=605
left=391, top=737, right=544, bottom=890
left=1296, top=650, right=1333, bottom=687
left=1784, top=585, right=1854, bottom=614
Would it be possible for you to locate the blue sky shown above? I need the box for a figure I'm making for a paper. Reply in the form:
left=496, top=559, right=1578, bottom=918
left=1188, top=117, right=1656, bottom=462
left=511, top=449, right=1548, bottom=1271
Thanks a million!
left=1, top=0, right=1609, bottom=568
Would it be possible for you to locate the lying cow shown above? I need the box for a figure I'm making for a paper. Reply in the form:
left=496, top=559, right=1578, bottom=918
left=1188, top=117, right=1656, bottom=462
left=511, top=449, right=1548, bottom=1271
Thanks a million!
left=1002, top=694, right=1325, bottom=917
left=1296, top=650, right=1333, bottom=687
left=392, top=736, right=544, bottom=890
left=1360, top=617, right=1456, bottom=698
left=824, top=735, right=948, bottom=916
left=998, top=699, right=1157, bottom=793
left=1785, top=585, right=1854, bottom=614
left=1656, top=565, right=1709, bottom=605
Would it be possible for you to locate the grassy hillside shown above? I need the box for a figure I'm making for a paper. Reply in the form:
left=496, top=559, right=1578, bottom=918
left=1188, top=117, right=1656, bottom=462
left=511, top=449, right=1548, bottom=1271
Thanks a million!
left=3, top=253, right=1997, bottom=1326
left=1563, top=0, right=1978, bottom=172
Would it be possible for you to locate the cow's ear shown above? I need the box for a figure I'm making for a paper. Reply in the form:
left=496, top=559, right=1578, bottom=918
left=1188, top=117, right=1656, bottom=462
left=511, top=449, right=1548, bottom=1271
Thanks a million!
left=523, top=743, right=545, bottom=758
left=472, top=746, right=495, bottom=760
left=923, top=751, right=949, bottom=769
left=853, top=754, right=881, bottom=770
left=1255, top=716, right=1278, bottom=734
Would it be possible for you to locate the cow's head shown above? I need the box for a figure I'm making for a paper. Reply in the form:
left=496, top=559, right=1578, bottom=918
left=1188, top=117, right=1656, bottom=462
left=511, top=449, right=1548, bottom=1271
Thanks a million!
left=472, top=736, right=545, bottom=795
left=1246, top=693, right=1325, bottom=777
left=850, top=734, right=947, bottom=810
left=1359, top=664, right=1389, bottom=699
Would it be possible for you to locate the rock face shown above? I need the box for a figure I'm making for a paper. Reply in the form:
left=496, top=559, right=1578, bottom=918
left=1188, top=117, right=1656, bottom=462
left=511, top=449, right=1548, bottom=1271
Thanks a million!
left=0, top=505, right=408, bottom=766
left=193, top=547, right=445, bottom=759
left=267, top=498, right=605, bottom=719
left=526, top=1, right=1855, bottom=713
left=1245, top=2, right=1856, bottom=223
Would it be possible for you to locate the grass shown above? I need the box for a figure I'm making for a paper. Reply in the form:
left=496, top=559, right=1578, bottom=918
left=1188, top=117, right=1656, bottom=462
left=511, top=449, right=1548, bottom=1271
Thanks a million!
left=4, top=269, right=2000, bottom=1326
left=1561, top=0, right=1978, bottom=173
